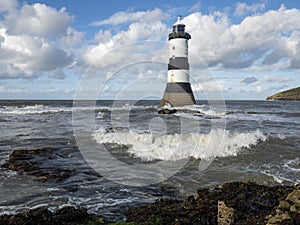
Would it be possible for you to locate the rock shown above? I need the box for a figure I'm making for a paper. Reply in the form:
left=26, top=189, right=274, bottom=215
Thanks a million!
left=266, top=212, right=292, bottom=225
left=266, top=188, right=300, bottom=225
left=158, top=108, right=177, bottom=114
left=2, top=148, right=75, bottom=182
left=0, top=181, right=297, bottom=225
left=0, top=206, right=106, bottom=225
left=217, top=201, right=235, bottom=225
left=286, top=189, right=300, bottom=208
left=267, top=87, right=300, bottom=100
left=126, top=181, right=295, bottom=225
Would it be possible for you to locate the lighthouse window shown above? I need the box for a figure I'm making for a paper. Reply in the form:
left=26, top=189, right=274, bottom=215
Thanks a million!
left=177, top=25, right=185, bottom=32
left=172, top=46, right=175, bottom=50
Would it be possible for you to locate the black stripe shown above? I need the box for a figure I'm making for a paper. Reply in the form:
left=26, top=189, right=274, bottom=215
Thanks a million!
left=164, top=82, right=193, bottom=93
left=168, top=57, right=189, bottom=70
left=168, top=32, right=191, bottom=41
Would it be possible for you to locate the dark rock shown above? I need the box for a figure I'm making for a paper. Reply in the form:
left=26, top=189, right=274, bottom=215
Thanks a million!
left=126, top=181, right=295, bottom=225
left=158, top=108, right=177, bottom=114
left=2, top=148, right=75, bottom=182
left=0, top=206, right=106, bottom=225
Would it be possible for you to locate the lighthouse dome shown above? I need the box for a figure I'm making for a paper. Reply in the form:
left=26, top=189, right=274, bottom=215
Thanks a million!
left=173, top=15, right=185, bottom=26
left=169, top=15, right=191, bottom=40
left=172, top=15, right=185, bottom=33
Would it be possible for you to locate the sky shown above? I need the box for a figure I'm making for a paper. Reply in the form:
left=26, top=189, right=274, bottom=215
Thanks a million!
left=0, top=0, right=300, bottom=100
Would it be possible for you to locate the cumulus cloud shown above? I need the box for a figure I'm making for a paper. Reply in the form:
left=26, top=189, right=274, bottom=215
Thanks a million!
left=0, top=2, right=79, bottom=79
left=0, top=0, right=17, bottom=14
left=60, top=27, right=84, bottom=45
left=81, top=4, right=300, bottom=100
left=91, top=8, right=168, bottom=26
left=5, top=3, right=73, bottom=36
left=1, top=1, right=300, bottom=90
left=84, top=8, right=169, bottom=70
left=183, top=5, right=300, bottom=70
left=84, top=5, right=300, bottom=74
left=234, top=1, right=266, bottom=16
left=241, top=76, right=259, bottom=85
left=83, top=19, right=168, bottom=68
left=0, top=28, right=72, bottom=79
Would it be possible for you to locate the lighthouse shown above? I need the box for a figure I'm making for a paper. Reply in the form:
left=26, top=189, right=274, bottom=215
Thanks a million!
left=160, top=15, right=196, bottom=107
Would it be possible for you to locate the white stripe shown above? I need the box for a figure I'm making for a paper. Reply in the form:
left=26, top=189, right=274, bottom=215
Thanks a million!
left=168, top=70, right=189, bottom=83
left=169, top=38, right=188, bottom=58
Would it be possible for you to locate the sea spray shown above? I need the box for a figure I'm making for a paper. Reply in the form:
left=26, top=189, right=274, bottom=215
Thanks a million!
left=92, top=129, right=267, bottom=161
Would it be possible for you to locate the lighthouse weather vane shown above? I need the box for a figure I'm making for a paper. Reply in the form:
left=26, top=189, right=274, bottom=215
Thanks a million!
left=160, top=15, right=196, bottom=107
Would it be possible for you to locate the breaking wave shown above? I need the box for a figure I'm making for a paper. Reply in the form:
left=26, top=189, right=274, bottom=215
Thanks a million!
left=0, top=105, right=71, bottom=115
left=0, top=104, right=158, bottom=115
left=246, top=157, right=300, bottom=185
left=92, top=129, right=267, bottom=161
left=0, top=103, right=227, bottom=119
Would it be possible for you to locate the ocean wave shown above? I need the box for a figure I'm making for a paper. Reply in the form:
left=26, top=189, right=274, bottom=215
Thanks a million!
left=0, top=103, right=226, bottom=117
left=157, top=104, right=227, bottom=120
left=0, top=104, right=159, bottom=115
left=245, top=157, right=300, bottom=185
left=0, top=105, right=71, bottom=115
left=96, top=104, right=158, bottom=112
left=225, top=110, right=300, bottom=117
left=92, top=128, right=267, bottom=161
left=284, top=157, right=300, bottom=172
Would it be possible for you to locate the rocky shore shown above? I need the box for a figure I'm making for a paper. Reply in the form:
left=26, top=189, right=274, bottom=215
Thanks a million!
left=2, top=148, right=75, bottom=182
left=126, top=182, right=299, bottom=225
left=1, top=149, right=299, bottom=224
left=0, top=182, right=298, bottom=225
left=267, top=87, right=300, bottom=100
left=0, top=206, right=106, bottom=225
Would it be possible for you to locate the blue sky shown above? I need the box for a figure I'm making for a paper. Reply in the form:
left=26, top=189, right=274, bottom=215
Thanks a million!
left=0, top=0, right=299, bottom=100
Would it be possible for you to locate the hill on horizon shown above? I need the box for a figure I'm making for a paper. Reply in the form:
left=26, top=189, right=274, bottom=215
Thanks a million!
left=267, top=87, right=300, bottom=100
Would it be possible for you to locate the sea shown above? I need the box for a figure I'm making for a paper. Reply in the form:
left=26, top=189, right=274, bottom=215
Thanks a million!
left=0, top=100, right=299, bottom=220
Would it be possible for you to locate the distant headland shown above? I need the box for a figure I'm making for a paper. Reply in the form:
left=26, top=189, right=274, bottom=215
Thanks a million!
left=267, top=87, right=300, bottom=100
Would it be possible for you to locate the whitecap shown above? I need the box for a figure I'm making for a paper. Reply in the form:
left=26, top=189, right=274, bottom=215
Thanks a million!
left=92, top=128, right=267, bottom=161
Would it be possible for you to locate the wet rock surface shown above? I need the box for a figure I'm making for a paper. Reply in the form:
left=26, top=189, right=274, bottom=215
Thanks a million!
left=2, top=148, right=75, bottom=182
left=0, top=182, right=298, bottom=224
left=0, top=206, right=106, bottom=225
left=266, top=185, right=300, bottom=225
left=126, top=182, right=297, bottom=225
left=158, top=108, right=177, bottom=114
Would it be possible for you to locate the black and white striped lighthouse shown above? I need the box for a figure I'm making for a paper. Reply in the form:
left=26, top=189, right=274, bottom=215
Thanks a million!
left=160, top=15, right=196, bottom=107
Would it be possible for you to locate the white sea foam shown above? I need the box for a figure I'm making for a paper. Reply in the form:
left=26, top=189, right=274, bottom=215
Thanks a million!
left=284, top=157, right=300, bottom=172
left=97, top=112, right=105, bottom=119
left=103, top=104, right=157, bottom=112
left=0, top=105, right=70, bottom=115
left=246, top=158, right=300, bottom=185
left=92, top=128, right=267, bottom=161
left=0, top=104, right=158, bottom=115
left=0, top=103, right=225, bottom=117
left=158, top=104, right=227, bottom=120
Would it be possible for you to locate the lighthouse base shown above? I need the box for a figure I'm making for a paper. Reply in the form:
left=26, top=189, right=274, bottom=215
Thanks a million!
left=160, top=82, right=196, bottom=107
